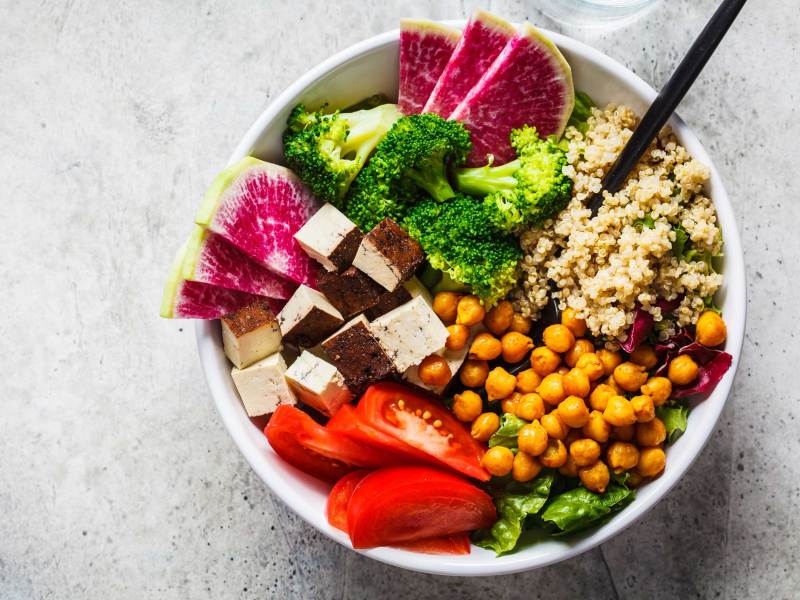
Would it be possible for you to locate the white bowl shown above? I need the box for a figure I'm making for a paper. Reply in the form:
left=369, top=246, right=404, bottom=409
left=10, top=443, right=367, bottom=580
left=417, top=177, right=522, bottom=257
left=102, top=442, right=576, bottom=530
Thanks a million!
left=195, top=23, right=746, bottom=576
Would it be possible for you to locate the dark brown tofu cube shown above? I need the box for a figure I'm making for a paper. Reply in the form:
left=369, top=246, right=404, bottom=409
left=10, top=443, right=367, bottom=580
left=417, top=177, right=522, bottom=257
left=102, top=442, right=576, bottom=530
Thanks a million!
left=352, top=218, right=425, bottom=291
left=277, top=285, right=345, bottom=348
left=364, top=285, right=412, bottom=320
left=316, top=267, right=383, bottom=318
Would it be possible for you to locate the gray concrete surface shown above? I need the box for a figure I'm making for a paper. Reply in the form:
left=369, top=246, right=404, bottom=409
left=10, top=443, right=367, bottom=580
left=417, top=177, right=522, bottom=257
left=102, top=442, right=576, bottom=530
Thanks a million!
left=1, top=0, right=797, bottom=598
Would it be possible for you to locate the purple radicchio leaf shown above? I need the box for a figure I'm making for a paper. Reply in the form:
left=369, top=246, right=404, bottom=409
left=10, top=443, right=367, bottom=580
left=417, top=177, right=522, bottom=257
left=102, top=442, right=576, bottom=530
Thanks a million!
left=620, top=296, right=683, bottom=353
left=654, top=330, right=733, bottom=398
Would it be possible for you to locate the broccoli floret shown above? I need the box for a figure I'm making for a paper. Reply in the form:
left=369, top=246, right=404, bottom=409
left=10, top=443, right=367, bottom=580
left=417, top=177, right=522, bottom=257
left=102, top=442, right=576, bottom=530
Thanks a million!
left=283, top=103, right=402, bottom=205
left=454, top=126, right=573, bottom=233
left=345, top=114, right=471, bottom=230
left=403, top=194, right=522, bottom=307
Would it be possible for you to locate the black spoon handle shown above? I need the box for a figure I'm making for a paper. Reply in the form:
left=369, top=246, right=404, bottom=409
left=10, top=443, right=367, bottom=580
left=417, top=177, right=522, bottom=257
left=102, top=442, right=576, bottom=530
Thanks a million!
left=588, top=0, right=748, bottom=215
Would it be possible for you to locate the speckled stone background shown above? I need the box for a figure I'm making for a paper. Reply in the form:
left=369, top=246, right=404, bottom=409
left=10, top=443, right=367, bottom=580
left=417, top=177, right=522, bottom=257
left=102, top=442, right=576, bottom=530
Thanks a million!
left=1, top=0, right=797, bottom=598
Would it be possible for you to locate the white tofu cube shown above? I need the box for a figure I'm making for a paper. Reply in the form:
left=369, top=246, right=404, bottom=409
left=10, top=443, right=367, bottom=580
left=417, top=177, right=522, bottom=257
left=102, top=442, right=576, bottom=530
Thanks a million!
left=293, top=203, right=363, bottom=273
left=403, top=325, right=483, bottom=394
left=278, top=284, right=344, bottom=348
left=369, top=296, right=449, bottom=373
left=231, top=353, right=296, bottom=417
left=402, top=276, right=433, bottom=306
left=352, top=219, right=424, bottom=291
left=221, top=300, right=282, bottom=369
left=285, top=351, right=353, bottom=416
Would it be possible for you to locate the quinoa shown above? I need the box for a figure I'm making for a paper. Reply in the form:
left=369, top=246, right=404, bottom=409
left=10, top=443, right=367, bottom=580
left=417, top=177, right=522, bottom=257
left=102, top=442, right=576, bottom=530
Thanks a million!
left=514, top=104, right=723, bottom=347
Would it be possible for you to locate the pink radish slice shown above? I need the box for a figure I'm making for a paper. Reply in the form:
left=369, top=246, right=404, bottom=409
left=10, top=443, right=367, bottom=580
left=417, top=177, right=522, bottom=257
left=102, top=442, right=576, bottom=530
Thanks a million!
left=195, top=157, right=320, bottom=286
left=450, top=23, right=575, bottom=166
left=398, top=19, right=461, bottom=115
left=421, top=10, right=515, bottom=118
left=182, top=226, right=296, bottom=300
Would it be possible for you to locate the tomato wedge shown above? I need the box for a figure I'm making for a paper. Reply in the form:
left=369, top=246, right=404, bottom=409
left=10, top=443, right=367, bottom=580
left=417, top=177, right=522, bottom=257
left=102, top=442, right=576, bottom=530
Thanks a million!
left=356, top=382, right=489, bottom=481
left=296, top=415, right=405, bottom=469
left=326, top=470, right=370, bottom=532
left=264, top=405, right=354, bottom=483
left=393, top=533, right=471, bottom=555
left=346, top=466, right=496, bottom=549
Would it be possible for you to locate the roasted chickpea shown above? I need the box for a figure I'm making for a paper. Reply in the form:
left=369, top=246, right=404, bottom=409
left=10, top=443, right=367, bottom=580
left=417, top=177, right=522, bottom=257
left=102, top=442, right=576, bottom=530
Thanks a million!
left=501, top=392, right=521, bottom=415
left=575, top=352, right=605, bottom=381
left=627, top=471, right=645, bottom=488
left=418, top=354, right=452, bottom=387
left=641, top=376, right=672, bottom=406
left=432, top=291, right=459, bottom=323
left=579, top=461, right=611, bottom=493
left=556, top=365, right=569, bottom=375
left=518, top=421, right=548, bottom=456
left=452, top=390, right=483, bottom=422
left=606, top=442, right=640, bottom=473
left=541, top=411, right=569, bottom=440
left=539, top=438, right=568, bottom=468
left=558, top=395, right=591, bottom=428
left=512, top=451, right=542, bottom=482
left=582, top=410, right=611, bottom=443
left=485, top=366, right=517, bottom=401
left=536, top=373, right=566, bottom=405
left=563, top=368, right=591, bottom=398
left=531, top=346, right=561, bottom=376
left=631, top=394, right=655, bottom=423
left=543, top=324, right=575, bottom=353
left=559, top=454, right=579, bottom=477
left=515, top=369, right=542, bottom=394
left=561, top=307, right=588, bottom=337
left=597, top=348, right=622, bottom=376
left=460, top=359, right=489, bottom=388
left=613, top=362, right=648, bottom=392
left=603, top=395, right=637, bottom=426
left=604, top=374, right=622, bottom=393
left=456, top=295, right=485, bottom=326
left=469, top=332, right=502, bottom=361
left=516, top=393, right=545, bottom=421
left=482, top=446, right=514, bottom=476
left=636, top=447, right=666, bottom=478
left=484, top=300, right=514, bottom=336
left=589, top=383, right=616, bottom=412
left=668, top=355, right=700, bottom=385
left=636, top=417, right=667, bottom=446
left=630, top=345, right=658, bottom=369
left=509, top=313, right=532, bottom=335
left=445, top=324, right=469, bottom=351
left=501, top=332, right=534, bottom=363
left=564, top=338, right=594, bottom=367
left=696, top=311, right=727, bottom=347
left=470, top=412, right=500, bottom=441
left=612, top=424, right=636, bottom=442
left=569, top=438, right=602, bottom=467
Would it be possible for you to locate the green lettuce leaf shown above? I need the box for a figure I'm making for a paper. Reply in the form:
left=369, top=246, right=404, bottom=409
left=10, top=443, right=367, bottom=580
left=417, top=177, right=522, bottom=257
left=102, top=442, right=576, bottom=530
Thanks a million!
left=634, top=214, right=655, bottom=230
left=672, top=224, right=690, bottom=260
left=488, top=414, right=527, bottom=449
left=540, top=485, right=635, bottom=535
left=656, top=403, right=689, bottom=444
left=567, top=92, right=595, bottom=134
left=473, top=472, right=556, bottom=555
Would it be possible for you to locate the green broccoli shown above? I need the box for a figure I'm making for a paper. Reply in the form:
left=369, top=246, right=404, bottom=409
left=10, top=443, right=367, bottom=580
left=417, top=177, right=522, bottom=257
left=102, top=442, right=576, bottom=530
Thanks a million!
left=454, top=126, right=573, bottom=233
left=345, top=114, right=471, bottom=230
left=403, top=194, right=522, bottom=307
left=283, top=103, right=402, bottom=205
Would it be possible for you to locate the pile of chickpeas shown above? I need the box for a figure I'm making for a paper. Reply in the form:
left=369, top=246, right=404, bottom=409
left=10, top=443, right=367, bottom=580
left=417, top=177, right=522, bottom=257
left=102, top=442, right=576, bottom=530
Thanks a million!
left=430, top=291, right=728, bottom=494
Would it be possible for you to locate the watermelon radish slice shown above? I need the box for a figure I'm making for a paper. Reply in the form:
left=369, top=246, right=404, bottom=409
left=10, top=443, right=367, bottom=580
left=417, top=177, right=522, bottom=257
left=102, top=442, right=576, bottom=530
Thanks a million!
left=195, top=157, right=320, bottom=286
left=450, top=23, right=575, bottom=166
left=421, top=10, right=515, bottom=118
left=181, top=225, right=296, bottom=299
left=160, top=242, right=284, bottom=319
left=398, top=19, right=461, bottom=115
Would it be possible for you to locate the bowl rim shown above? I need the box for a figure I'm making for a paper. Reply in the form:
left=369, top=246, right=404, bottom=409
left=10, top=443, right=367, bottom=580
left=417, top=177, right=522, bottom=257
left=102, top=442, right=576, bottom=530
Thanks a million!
left=195, top=24, right=746, bottom=576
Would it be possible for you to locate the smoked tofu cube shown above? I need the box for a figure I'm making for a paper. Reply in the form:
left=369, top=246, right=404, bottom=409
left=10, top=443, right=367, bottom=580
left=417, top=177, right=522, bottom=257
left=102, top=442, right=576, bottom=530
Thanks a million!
left=221, top=300, right=282, bottom=369
left=278, top=284, right=344, bottom=348
left=369, top=296, right=449, bottom=373
left=231, top=353, right=296, bottom=417
left=364, top=284, right=412, bottom=320
left=293, top=203, right=363, bottom=273
left=352, top=218, right=424, bottom=291
left=322, top=315, right=397, bottom=395
left=316, top=266, right=383, bottom=318
left=284, top=351, right=353, bottom=416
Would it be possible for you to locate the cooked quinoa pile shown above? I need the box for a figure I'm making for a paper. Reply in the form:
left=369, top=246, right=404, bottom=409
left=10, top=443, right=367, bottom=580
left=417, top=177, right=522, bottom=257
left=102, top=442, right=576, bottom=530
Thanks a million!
left=514, top=104, right=723, bottom=345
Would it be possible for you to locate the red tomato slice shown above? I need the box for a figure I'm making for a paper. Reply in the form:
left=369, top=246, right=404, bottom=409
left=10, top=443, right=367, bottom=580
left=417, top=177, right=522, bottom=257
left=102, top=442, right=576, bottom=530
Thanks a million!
left=392, top=533, right=471, bottom=555
left=356, top=382, right=489, bottom=481
left=297, top=417, right=403, bottom=469
left=264, top=405, right=353, bottom=483
left=326, top=470, right=370, bottom=533
left=347, top=466, right=496, bottom=549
